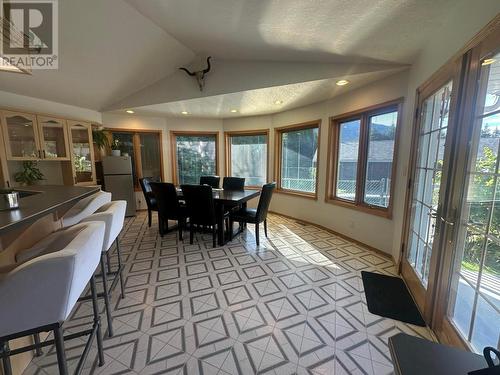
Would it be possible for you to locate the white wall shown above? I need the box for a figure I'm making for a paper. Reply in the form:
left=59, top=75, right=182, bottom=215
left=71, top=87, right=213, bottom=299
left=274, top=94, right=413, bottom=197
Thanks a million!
left=0, top=90, right=102, bottom=123
left=224, top=71, right=409, bottom=255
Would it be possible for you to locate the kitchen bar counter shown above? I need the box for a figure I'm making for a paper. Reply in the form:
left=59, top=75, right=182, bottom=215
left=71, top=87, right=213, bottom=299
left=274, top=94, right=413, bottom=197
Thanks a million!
left=0, top=185, right=99, bottom=236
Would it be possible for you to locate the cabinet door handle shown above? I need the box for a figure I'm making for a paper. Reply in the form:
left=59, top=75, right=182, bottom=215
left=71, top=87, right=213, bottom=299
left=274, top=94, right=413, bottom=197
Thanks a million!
left=38, top=150, right=41, bottom=159
left=43, top=150, right=46, bottom=158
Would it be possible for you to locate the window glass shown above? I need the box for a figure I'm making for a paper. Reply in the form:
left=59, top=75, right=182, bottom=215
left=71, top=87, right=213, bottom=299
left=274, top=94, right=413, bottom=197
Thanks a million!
left=364, top=111, right=398, bottom=207
left=176, top=135, right=217, bottom=185
left=230, top=134, right=267, bottom=186
left=280, top=127, right=319, bottom=193
left=336, top=119, right=360, bottom=201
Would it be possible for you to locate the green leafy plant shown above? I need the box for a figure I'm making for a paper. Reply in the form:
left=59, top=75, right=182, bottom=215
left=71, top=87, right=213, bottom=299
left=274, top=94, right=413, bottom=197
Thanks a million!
left=92, top=128, right=110, bottom=150
left=111, top=139, right=121, bottom=150
left=14, top=161, right=44, bottom=186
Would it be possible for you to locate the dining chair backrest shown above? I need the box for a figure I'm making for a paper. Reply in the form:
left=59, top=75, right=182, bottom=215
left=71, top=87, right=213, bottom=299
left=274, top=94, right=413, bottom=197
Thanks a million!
left=256, top=182, right=276, bottom=223
left=199, top=175, right=220, bottom=189
left=150, top=182, right=183, bottom=220
left=140, top=177, right=160, bottom=204
left=181, top=184, right=216, bottom=226
left=222, top=177, right=245, bottom=190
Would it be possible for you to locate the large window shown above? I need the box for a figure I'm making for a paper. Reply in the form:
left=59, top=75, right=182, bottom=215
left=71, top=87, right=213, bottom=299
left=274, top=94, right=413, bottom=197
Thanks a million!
left=275, top=121, right=320, bottom=198
left=326, top=99, right=401, bottom=217
left=171, top=131, right=218, bottom=185
left=225, top=130, right=268, bottom=187
left=109, top=129, right=162, bottom=189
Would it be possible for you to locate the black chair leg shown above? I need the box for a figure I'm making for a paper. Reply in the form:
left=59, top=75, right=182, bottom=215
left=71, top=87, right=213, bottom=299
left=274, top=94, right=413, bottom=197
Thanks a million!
left=148, top=209, right=152, bottom=227
left=190, top=222, right=194, bottom=244
left=264, top=219, right=268, bottom=237
left=116, top=238, right=126, bottom=299
left=229, top=219, right=234, bottom=241
left=1, top=342, right=12, bottom=375
left=212, top=226, right=217, bottom=248
left=54, top=324, right=68, bottom=375
left=158, top=214, right=164, bottom=237
left=178, top=219, right=183, bottom=241
left=89, top=275, right=105, bottom=367
left=33, top=333, right=43, bottom=356
left=100, top=254, right=114, bottom=337
left=255, top=223, right=260, bottom=246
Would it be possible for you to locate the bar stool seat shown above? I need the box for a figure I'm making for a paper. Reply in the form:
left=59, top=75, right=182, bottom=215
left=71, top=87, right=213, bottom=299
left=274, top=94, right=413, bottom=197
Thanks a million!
left=1, top=222, right=106, bottom=375
left=62, top=191, right=111, bottom=228
left=79, top=200, right=127, bottom=337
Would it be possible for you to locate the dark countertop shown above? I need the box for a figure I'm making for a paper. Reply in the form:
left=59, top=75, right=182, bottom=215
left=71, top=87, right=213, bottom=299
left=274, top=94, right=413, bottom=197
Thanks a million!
left=0, top=185, right=100, bottom=235
left=389, top=333, right=486, bottom=375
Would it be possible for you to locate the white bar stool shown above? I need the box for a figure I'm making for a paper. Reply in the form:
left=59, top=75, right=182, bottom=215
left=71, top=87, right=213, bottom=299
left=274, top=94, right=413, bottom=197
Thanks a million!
left=80, top=200, right=127, bottom=337
left=0, top=222, right=106, bottom=375
left=62, top=191, right=111, bottom=228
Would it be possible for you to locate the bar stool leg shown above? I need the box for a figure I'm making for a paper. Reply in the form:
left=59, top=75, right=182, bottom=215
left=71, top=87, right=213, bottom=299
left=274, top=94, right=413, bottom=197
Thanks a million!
left=89, top=275, right=105, bottom=367
left=106, top=251, right=112, bottom=274
left=33, top=333, right=43, bottom=356
left=53, top=324, right=68, bottom=375
left=115, top=238, right=126, bottom=299
left=100, top=254, right=114, bottom=337
left=1, top=342, right=12, bottom=375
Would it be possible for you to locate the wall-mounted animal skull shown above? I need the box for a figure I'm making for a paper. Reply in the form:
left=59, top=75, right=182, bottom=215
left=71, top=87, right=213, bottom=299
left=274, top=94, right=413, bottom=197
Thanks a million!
left=179, top=56, right=212, bottom=91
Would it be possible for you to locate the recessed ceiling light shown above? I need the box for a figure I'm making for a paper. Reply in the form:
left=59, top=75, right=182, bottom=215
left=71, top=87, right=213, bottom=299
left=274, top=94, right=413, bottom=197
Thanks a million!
left=274, top=100, right=283, bottom=105
left=482, top=58, right=496, bottom=66
left=181, top=111, right=189, bottom=115
left=230, top=109, right=238, bottom=113
left=336, top=79, right=350, bottom=86
left=126, top=110, right=134, bottom=114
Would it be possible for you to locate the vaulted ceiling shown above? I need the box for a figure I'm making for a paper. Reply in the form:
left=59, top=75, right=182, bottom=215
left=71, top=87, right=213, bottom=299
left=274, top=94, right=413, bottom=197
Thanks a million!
left=0, top=0, right=464, bottom=118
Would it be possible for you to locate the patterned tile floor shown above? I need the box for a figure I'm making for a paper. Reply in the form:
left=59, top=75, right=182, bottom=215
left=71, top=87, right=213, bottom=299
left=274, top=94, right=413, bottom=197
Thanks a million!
left=24, top=212, right=434, bottom=375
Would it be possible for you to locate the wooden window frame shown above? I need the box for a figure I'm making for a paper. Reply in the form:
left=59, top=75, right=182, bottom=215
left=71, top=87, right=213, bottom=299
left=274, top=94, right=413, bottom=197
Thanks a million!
left=107, top=128, right=164, bottom=191
left=224, top=129, right=270, bottom=189
left=170, top=130, right=219, bottom=185
left=325, top=98, right=403, bottom=218
left=274, top=120, right=321, bottom=200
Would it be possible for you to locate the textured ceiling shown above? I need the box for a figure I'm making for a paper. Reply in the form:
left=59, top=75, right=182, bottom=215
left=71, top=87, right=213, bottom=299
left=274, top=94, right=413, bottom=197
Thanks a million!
left=120, top=69, right=404, bottom=118
left=0, top=0, right=467, bottom=117
left=126, top=0, right=458, bottom=64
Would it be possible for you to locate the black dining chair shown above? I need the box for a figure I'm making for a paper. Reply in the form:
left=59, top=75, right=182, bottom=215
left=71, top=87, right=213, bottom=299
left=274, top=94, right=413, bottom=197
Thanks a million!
left=181, top=184, right=225, bottom=248
left=229, top=182, right=276, bottom=246
left=199, top=175, right=220, bottom=189
left=222, top=177, right=245, bottom=190
left=139, top=177, right=159, bottom=227
left=150, top=182, right=187, bottom=240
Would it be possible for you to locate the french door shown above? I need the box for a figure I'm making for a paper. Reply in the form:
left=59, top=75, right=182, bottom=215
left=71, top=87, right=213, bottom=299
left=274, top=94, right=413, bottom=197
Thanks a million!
left=401, top=21, right=500, bottom=352
left=401, top=66, right=460, bottom=320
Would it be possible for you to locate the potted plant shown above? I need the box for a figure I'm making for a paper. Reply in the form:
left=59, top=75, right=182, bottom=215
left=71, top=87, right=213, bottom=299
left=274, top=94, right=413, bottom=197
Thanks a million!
left=92, top=128, right=110, bottom=151
left=111, top=139, right=121, bottom=156
left=14, top=161, right=44, bottom=186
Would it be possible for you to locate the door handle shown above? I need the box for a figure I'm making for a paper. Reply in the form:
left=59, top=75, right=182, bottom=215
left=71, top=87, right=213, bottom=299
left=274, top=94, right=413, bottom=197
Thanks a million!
left=440, top=217, right=455, bottom=226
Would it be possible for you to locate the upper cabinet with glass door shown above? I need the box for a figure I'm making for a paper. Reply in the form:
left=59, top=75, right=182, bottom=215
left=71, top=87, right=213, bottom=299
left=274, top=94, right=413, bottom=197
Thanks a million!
left=37, top=116, right=70, bottom=160
left=1, top=110, right=40, bottom=160
left=67, top=120, right=96, bottom=185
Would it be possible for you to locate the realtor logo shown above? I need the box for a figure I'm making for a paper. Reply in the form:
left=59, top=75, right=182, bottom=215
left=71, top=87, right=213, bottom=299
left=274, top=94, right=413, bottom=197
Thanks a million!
left=1, top=0, right=58, bottom=70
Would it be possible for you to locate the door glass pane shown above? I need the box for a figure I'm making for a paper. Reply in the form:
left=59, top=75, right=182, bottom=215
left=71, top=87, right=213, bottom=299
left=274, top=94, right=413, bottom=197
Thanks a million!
left=112, top=133, right=137, bottom=187
left=364, top=110, right=398, bottom=207
left=140, top=133, right=161, bottom=181
left=71, top=125, right=93, bottom=183
left=406, top=81, right=453, bottom=287
left=449, top=53, right=500, bottom=352
left=176, top=135, right=216, bottom=185
left=40, top=119, right=67, bottom=158
left=5, top=114, right=37, bottom=158
left=230, top=134, right=267, bottom=186
left=336, top=119, right=360, bottom=200
left=281, top=127, right=319, bottom=193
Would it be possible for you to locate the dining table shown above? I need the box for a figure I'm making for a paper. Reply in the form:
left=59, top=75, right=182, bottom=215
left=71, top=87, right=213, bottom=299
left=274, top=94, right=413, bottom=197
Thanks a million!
left=176, top=188, right=260, bottom=246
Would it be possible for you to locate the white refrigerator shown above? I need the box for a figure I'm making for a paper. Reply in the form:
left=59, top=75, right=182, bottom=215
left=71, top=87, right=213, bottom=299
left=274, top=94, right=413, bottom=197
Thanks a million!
left=102, top=156, right=136, bottom=216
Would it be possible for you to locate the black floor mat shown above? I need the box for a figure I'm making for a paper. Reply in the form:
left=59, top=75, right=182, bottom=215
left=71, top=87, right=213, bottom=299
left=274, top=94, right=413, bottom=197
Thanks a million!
left=361, top=271, right=426, bottom=326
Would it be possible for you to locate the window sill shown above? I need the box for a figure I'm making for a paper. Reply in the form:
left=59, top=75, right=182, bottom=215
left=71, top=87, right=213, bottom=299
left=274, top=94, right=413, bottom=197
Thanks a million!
left=324, top=197, right=392, bottom=219
left=276, top=188, right=318, bottom=200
